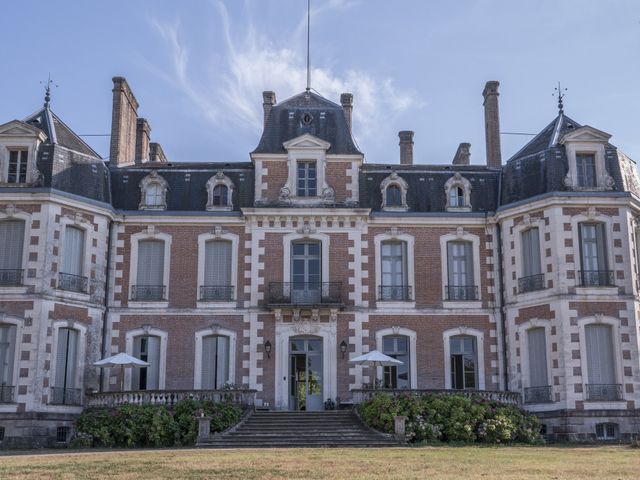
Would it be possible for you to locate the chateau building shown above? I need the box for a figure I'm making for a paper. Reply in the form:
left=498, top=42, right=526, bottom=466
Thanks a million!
left=1, top=77, right=640, bottom=446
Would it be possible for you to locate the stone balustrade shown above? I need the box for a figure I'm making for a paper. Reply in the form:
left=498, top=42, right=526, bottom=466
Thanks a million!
left=351, top=388, right=522, bottom=406
left=86, top=389, right=257, bottom=408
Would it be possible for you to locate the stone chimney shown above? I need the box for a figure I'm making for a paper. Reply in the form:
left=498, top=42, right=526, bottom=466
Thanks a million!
left=452, top=142, right=471, bottom=165
left=149, top=143, right=167, bottom=163
left=135, top=118, right=151, bottom=164
left=399, top=131, right=414, bottom=165
left=262, top=91, right=276, bottom=127
left=109, top=77, right=139, bottom=167
left=340, top=93, right=353, bottom=132
left=482, top=80, right=502, bottom=169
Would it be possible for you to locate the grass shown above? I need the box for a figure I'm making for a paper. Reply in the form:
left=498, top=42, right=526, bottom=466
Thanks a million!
left=0, top=446, right=638, bottom=479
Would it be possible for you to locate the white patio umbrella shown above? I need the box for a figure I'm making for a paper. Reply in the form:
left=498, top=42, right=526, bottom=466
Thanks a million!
left=94, top=352, right=149, bottom=391
left=349, top=350, right=403, bottom=389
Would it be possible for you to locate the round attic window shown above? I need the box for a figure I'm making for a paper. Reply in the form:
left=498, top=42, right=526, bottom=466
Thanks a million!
left=302, top=112, right=313, bottom=125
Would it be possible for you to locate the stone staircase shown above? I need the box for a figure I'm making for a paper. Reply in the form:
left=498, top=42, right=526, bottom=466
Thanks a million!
left=198, top=410, right=399, bottom=448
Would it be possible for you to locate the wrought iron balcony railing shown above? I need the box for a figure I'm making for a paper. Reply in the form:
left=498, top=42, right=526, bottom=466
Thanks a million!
left=0, top=385, right=15, bottom=403
left=131, top=285, right=166, bottom=301
left=0, top=269, right=24, bottom=286
left=50, top=387, right=82, bottom=406
left=267, top=282, right=342, bottom=306
left=445, top=285, right=478, bottom=301
left=586, top=383, right=623, bottom=401
left=518, top=274, right=545, bottom=294
left=58, top=272, right=88, bottom=293
left=200, top=285, right=234, bottom=301
left=378, top=285, right=412, bottom=301
left=578, top=270, right=615, bottom=287
left=524, top=385, right=553, bottom=404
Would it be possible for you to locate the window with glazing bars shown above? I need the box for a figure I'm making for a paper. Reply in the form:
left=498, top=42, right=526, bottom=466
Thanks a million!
left=576, top=153, right=596, bottom=187
left=450, top=335, right=477, bottom=389
left=382, top=335, right=410, bottom=389
left=521, top=228, right=542, bottom=277
left=297, top=161, right=317, bottom=197
left=7, top=150, right=28, bottom=184
left=579, top=223, right=607, bottom=272
left=202, top=335, right=230, bottom=389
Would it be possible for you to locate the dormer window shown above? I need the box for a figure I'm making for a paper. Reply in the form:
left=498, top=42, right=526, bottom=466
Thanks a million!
left=576, top=153, right=596, bottom=188
left=8, top=150, right=28, bottom=184
left=206, top=172, right=234, bottom=211
left=444, top=173, right=472, bottom=211
left=139, top=171, right=168, bottom=210
left=449, top=186, right=465, bottom=208
left=386, top=185, right=402, bottom=207
left=380, top=173, right=409, bottom=211
left=297, top=161, right=317, bottom=197
left=561, top=125, right=615, bottom=191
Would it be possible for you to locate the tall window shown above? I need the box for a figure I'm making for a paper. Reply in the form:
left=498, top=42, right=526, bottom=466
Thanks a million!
left=134, top=239, right=165, bottom=300
left=291, top=242, right=321, bottom=304
left=446, top=241, right=475, bottom=300
left=579, top=223, right=610, bottom=286
left=0, top=220, right=25, bottom=286
left=382, top=335, right=410, bottom=389
left=0, top=325, right=17, bottom=402
left=132, top=336, right=160, bottom=390
left=212, top=185, right=229, bottom=207
left=520, top=228, right=543, bottom=292
left=297, top=161, right=317, bottom=197
left=145, top=183, right=164, bottom=207
left=527, top=328, right=548, bottom=388
left=585, top=324, right=619, bottom=401
left=7, top=150, right=28, bottom=184
left=380, top=241, right=408, bottom=300
left=576, top=153, right=596, bottom=188
left=202, top=240, right=233, bottom=301
left=53, top=328, right=79, bottom=404
left=201, top=335, right=230, bottom=389
left=60, top=226, right=86, bottom=292
left=449, top=186, right=465, bottom=207
left=450, top=335, right=477, bottom=389
left=386, top=185, right=402, bottom=207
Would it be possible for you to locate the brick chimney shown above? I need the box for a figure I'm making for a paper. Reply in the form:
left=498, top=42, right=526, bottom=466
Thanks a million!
left=109, top=77, right=139, bottom=167
left=135, top=118, right=151, bottom=164
left=452, top=142, right=471, bottom=165
left=262, top=91, right=276, bottom=127
left=149, top=142, right=167, bottom=163
left=482, top=81, right=502, bottom=169
left=399, top=131, right=414, bottom=165
left=340, top=93, right=353, bottom=132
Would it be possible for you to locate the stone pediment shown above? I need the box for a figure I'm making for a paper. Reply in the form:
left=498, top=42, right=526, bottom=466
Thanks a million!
left=560, top=125, right=611, bottom=144
left=0, top=120, right=44, bottom=138
left=283, top=133, right=331, bottom=151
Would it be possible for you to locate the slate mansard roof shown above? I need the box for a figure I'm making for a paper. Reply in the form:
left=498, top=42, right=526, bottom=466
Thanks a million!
left=253, top=91, right=362, bottom=155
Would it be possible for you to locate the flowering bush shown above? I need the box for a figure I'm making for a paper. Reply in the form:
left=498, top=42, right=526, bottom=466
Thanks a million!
left=358, top=392, right=542, bottom=445
left=75, top=400, right=242, bottom=448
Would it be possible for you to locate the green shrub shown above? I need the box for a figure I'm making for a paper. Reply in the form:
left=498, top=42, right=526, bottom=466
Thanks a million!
left=75, top=399, right=242, bottom=448
left=358, top=392, right=542, bottom=445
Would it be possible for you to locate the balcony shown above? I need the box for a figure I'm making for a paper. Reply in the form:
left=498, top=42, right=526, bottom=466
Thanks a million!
left=578, top=270, right=615, bottom=287
left=351, top=388, right=521, bottom=406
left=50, top=387, right=82, bottom=406
left=378, top=285, right=412, bottom=302
left=200, top=285, right=234, bottom=302
left=524, top=385, right=553, bottom=404
left=267, top=282, right=342, bottom=307
left=445, top=285, right=478, bottom=301
left=0, top=269, right=23, bottom=286
left=58, top=272, right=88, bottom=293
left=131, top=285, right=166, bottom=301
left=518, top=274, right=545, bottom=294
left=86, top=388, right=257, bottom=408
left=586, top=384, right=623, bottom=401
left=0, top=385, right=15, bottom=403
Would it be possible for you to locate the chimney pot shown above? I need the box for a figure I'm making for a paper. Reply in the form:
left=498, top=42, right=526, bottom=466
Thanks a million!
left=262, top=91, right=276, bottom=127
left=398, top=130, right=414, bottom=165
left=135, top=118, right=151, bottom=164
left=109, top=77, right=139, bottom=167
left=340, top=93, right=353, bottom=132
left=482, top=80, right=502, bottom=168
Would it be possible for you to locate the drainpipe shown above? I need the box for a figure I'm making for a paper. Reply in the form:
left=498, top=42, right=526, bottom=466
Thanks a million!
left=495, top=171, right=509, bottom=391
left=99, top=219, right=114, bottom=392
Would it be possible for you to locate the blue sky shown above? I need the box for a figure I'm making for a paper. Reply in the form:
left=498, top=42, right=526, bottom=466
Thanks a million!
left=1, top=0, right=639, bottom=165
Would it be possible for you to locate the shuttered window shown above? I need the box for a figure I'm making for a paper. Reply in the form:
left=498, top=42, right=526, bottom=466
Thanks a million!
left=54, top=328, right=78, bottom=389
left=579, top=223, right=607, bottom=271
left=447, top=241, right=473, bottom=286
left=0, top=220, right=25, bottom=270
left=201, top=335, right=230, bottom=389
left=576, top=153, right=596, bottom=187
left=585, top=324, right=616, bottom=385
left=381, top=242, right=406, bottom=287
left=137, top=240, right=164, bottom=286
left=132, top=336, right=160, bottom=390
left=449, top=186, right=465, bottom=207
left=527, top=328, right=548, bottom=387
left=0, top=325, right=17, bottom=387
left=521, top=228, right=541, bottom=277
left=204, top=240, right=232, bottom=286
left=63, top=226, right=85, bottom=276
left=145, top=183, right=164, bottom=206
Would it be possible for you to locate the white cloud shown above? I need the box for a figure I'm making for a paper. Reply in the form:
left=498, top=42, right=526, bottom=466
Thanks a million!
left=150, top=0, right=418, bottom=147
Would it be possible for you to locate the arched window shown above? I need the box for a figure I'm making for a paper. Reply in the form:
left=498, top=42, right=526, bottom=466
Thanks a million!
left=212, top=185, right=229, bottom=207
left=382, top=335, right=410, bottom=389
left=138, top=172, right=168, bottom=210
left=206, top=172, right=234, bottom=211
left=132, top=335, right=161, bottom=390
left=386, top=185, right=402, bottom=207
left=449, top=335, right=477, bottom=389
left=444, top=173, right=471, bottom=211
left=380, top=173, right=408, bottom=211
left=201, top=335, right=230, bottom=389
left=449, top=186, right=465, bottom=207
left=146, top=183, right=164, bottom=206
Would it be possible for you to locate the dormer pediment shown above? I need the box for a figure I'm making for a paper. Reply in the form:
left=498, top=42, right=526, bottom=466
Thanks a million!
left=560, top=125, right=611, bottom=144
left=283, top=133, right=331, bottom=152
left=0, top=120, right=47, bottom=140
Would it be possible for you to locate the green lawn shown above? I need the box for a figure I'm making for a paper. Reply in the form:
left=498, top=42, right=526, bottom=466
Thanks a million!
left=0, top=446, right=638, bottom=479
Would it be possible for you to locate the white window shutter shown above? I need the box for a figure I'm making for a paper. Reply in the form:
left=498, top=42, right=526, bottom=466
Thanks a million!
left=0, top=220, right=25, bottom=270
left=63, top=226, right=85, bottom=276
left=137, top=240, right=164, bottom=285
left=55, top=328, right=78, bottom=389
left=527, top=328, right=548, bottom=387
left=216, top=336, right=229, bottom=388
left=147, top=336, right=160, bottom=390
left=132, top=337, right=142, bottom=389
left=0, top=325, right=17, bottom=386
left=201, top=336, right=215, bottom=389
left=522, top=228, right=541, bottom=277
left=204, top=240, right=232, bottom=286
left=585, top=324, right=616, bottom=385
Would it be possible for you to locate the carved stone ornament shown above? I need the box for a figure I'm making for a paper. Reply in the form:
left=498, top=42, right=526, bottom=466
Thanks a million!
left=459, top=326, right=468, bottom=335
left=74, top=212, right=84, bottom=225
left=329, top=309, right=338, bottom=323
left=209, top=323, right=221, bottom=334
left=392, top=325, right=401, bottom=335
left=604, top=174, right=615, bottom=189
left=144, top=225, right=156, bottom=236
left=563, top=174, right=574, bottom=188
left=522, top=214, right=531, bottom=227
left=142, top=324, right=152, bottom=334
left=296, top=223, right=316, bottom=236
left=212, top=225, right=226, bottom=237
left=321, top=186, right=336, bottom=202
left=5, top=204, right=17, bottom=217
left=594, top=313, right=604, bottom=324
left=387, top=226, right=400, bottom=237
left=279, top=187, right=292, bottom=203
left=456, top=226, right=465, bottom=238
left=585, top=206, right=597, bottom=220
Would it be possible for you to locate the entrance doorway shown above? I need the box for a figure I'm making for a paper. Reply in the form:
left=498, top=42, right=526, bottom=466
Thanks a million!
left=289, top=337, right=323, bottom=411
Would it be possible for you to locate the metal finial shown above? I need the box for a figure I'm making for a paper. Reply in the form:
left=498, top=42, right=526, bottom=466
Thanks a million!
left=553, top=82, right=567, bottom=115
left=306, top=0, right=311, bottom=92
left=40, top=74, right=58, bottom=108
